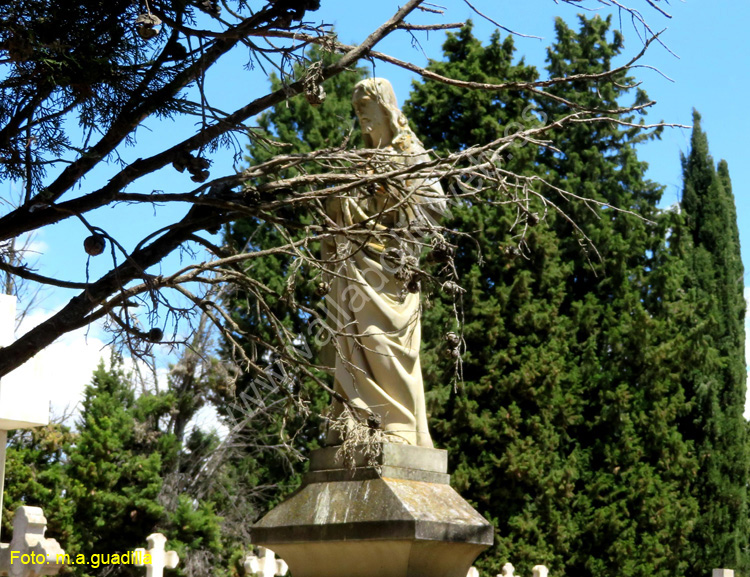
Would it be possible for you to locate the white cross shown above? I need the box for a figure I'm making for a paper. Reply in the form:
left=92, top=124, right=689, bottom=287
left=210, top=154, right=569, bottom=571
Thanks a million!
left=498, top=563, right=515, bottom=577
left=467, top=567, right=480, bottom=577
left=532, top=566, right=549, bottom=577
left=243, top=547, right=288, bottom=577
left=134, top=534, right=179, bottom=577
left=0, top=506, right=66, bottom=577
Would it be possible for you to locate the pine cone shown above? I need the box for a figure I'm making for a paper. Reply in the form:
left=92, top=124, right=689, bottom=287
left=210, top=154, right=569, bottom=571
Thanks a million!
left=84, top=234, right=106, bottom=256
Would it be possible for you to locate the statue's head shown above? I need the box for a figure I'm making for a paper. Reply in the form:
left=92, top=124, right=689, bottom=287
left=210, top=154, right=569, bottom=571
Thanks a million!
left=352, top=78, right=411, bottom=150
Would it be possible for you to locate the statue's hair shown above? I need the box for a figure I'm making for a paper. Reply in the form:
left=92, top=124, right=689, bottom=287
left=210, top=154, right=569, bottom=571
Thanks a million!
left=351, top=77, right=445, bottom=225
left=352, top=78, right=419, bottom=152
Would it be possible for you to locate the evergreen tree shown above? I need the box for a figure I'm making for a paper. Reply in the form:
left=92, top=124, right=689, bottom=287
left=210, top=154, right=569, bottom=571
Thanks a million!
left=65, top=360, right=167, bottom=576
left=678, top=110, right=748, bottom=575
left=20, top=359, right=224, bottom=577
left=405, top=23, right=583, bottom=574
left=221, top=44, right=367, bottom=510
left=3, top=424, right=76, bottom=548
left=534, top=16, right=696, bottom=577
left=407, top=17, right=698, bottom=577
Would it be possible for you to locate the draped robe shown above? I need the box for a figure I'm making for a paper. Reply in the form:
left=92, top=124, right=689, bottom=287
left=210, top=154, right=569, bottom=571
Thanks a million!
left=322, top=141, right=444, bottom=447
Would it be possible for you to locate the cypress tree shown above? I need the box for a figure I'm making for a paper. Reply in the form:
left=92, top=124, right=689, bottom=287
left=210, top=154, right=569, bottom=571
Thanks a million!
left=407, top=16, right=698, bottom=576
left=679, top=110, right=748, bottom=574
left=405, top=23, right=583, bottom=574
left=64, top=360, right=223, bottom=577
left=2, top=425, right=75, bottom=551
left=3, top=356, right=235, bottom=576
left=535, top=16, right=696, bottom=577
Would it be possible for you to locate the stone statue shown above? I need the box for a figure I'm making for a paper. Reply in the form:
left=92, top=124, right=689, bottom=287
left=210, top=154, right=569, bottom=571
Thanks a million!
left=322, top=78, right=445, bottom=447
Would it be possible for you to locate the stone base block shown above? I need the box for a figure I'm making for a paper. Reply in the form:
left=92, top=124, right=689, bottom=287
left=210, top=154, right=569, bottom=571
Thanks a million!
left=251, top=444, right=493, bottom=577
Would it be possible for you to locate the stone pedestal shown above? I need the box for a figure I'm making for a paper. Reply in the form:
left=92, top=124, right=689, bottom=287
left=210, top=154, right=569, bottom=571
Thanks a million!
left=251, top=443, right=493, bottom=577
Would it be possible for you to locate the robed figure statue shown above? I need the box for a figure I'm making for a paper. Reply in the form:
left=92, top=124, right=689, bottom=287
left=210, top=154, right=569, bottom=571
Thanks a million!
left=321, top=78, right=445, bottom=448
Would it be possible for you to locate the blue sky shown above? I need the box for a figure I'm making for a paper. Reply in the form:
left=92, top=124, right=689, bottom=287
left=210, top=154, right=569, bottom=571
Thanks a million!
left=24, top=0, right=750, bottom=298
left=7, top=0, right=750, bottom=416
left=320, top=0, right=750, bottom=261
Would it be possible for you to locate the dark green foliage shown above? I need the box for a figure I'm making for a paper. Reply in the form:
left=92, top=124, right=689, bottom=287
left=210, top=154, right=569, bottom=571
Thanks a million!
left=3, top=358, right=226, bottom=577
left=407, top=17, right=699, bottom=577
left=3, top=425, right=76, bottom=548
left=68, top=360, right=224, bottom=577
left=405, top=23, right=538, bottom=155
left=534, top=19, right=696, bottom=576
left=0, top=0, right=184, bottom=187
left=220, top=45, right=367, bottom=510
left=67, top=362, right=164, bottom=559
left=405, top=23, right=583, bottom=574
left=678, top=111, right=749, bottom=574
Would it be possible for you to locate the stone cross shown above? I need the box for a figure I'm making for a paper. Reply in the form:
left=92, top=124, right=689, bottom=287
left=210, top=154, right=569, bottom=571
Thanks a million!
left=713, top=570, right=734, bottom=577
left=532, top=566, right=549, bottom=577
left=134, top=534, right=179, bottom=577
left=0, top=506, right=65, bottom=577
left=243, top=547, right=288, bottom=577
left=499, top=563, right=515, bottom=577
left=467, top=567, right=479, bottom=577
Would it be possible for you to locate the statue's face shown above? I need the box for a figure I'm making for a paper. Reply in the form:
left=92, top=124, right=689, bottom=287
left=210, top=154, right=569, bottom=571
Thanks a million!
left=354, top=94, right=393, bottom=148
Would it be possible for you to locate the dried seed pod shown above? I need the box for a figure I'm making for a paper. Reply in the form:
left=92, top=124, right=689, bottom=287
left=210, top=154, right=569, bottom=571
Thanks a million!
left=305, top=84, right=326, bottom=107
left=450, top=347, right=461, bottom=359
left=190, top=169, right=210, bottom=183
left=270, top=0, right=319, bottom=21
left=406, top=276, right=421, bottom=294
left=441, top=281, right=464, bottom=296
left=429, top=241, right=454, bottom=263
left=395, top=268, right=410, bottom=282
left=83, top=234, right=106, bottom=256
left=395, top=255, right=418, bottom=282
left=198, top=0, right=221, bottom=16
left=444, top=331, right=460, bottom=348
left=244, top=189, right=261, bottom=204
left=188, top=156, right=211, bottom=171
left=382, top=247, right=405, bottom=272
left=146, top=328, right=164, bottom=342
left=366, top=413, right=382, bottom=429
left=135, top=13, right=161, bottom=40
left=528, top=212, right=540, bottom=226
left=182, top=155, right=211, bottom=182
left=172, top=151, right=190, bottom=173
left=315, top=281, right=330, bottom=297
left=504, top=245, right=521, bottom=259
left=303, top=62, right=326, bottom=107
